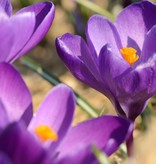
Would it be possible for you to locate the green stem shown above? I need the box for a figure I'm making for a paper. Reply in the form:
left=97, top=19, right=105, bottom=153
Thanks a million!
left=21, top=56, right=99, bottom=118
left=75, top=0, right=115, bottom=21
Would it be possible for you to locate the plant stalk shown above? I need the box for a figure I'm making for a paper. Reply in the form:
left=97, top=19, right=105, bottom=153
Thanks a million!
left=21, top=56, right=99, bottom=118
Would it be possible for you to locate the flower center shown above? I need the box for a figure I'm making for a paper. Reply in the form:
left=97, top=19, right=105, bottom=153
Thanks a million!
left=35, top=125, right=58, bottom=142
left=120, top=47, right=139, bottom=66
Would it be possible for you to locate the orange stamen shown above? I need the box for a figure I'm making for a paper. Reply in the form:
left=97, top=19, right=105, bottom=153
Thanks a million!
left=35, top=125, right=58, bottom=142
left=120, top=47, right=139, bottom=66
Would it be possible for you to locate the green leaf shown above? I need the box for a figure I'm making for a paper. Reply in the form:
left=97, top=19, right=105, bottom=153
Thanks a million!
left=21, top=56, right=99, bottom=118
left=92, top=145, right=110, bottom=164
left=75, top=0, right=115, bottom=21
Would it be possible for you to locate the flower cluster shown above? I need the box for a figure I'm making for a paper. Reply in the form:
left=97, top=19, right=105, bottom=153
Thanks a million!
left=2, top=0, right=156, bottom=163
left=0, top=0, right=134, bottom=163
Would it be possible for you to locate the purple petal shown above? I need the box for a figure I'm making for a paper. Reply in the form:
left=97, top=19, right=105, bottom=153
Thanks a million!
left=115, top=1, right=156, bottom=54
left=118, top=99, right=148, bottom=121
left=99, top=44, right=130, bottom=89
left=0, top=152, right=12, bottom=164
left=56, top=146, right=97, bottom=164
left=56, top=115, right=133, bottom=159
left=86, top=14, right=121, bottom=57
left=0, top=63, right=33, bottom=128
left=11, top=2, right=55, bottom=62
left=99, top=44, right=131, bottom=116
left=140, top=24, right=156, bottom=63
left=56, top=33, right=100, bottom=79
left=0, top=0, right=12, bottom=16
left=116, top=55, right=156, bottom=119
left=0, top=101, right=9, bottom=129
left=0, top=122, right=51, bottom=163
left=29, top=84, right=75, bottom=145
left=56, top=34, right=110, bottom=96
left=0, top=10, right=13, bottom=62
left=5, top=12, right=36, bottom=62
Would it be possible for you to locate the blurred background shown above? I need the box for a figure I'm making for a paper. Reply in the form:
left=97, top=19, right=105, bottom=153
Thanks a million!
left=12, top=0, right=156, bottom=163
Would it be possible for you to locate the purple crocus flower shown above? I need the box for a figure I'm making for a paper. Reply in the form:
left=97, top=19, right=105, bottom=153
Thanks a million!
left=0, top=63, right=133, bottom=163
left=0, top=0, right=55, bottom=63
left=56, top=1, right=156, bottom=121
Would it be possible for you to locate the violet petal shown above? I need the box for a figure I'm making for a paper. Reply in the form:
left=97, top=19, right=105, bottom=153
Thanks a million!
left=11, top=2, right=55, bottom=62
left=0, top=122, right=50, bottom=163
left=56, top=34, right=110, bottom=96
left=115, top=1, right=156, bottom=55
left=56, top=115, right=133, bottom=159
left=6, top=12, right=36, bottom=62
left=0, top=9, right=13, bottom=62
left=140, top=24, right=156, bottom=63
left=29, top=84, right=75, bottom=148
left=86, top=14, right=122, bottom=57
left=0, top=63, right=33, bottom=128
left=0, top=0, right=12, bottom=16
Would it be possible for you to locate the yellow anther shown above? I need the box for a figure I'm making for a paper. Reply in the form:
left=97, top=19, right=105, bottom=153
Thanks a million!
left=35, top=125, right=58, bottom=142
left=120, top=47, right=139, bottom=66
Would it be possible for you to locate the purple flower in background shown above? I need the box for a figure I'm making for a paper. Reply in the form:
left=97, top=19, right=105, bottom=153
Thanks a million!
left=0, top=63, right=133, bottom=163
left=0, top=0, right=55, bottom=63
left=56, top=1, right=156, bottom=120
